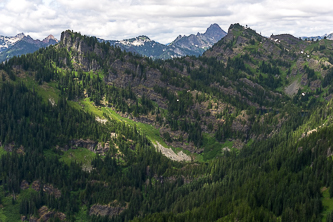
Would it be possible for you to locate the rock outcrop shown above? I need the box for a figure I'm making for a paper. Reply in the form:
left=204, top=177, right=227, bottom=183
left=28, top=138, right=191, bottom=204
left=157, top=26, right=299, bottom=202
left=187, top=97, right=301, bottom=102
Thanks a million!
left=21, top=206, right=66, bottom=221
left=37, top=206, right=66, bottom=222
left=4, top=141, right=15, bottom=152
left=30, top=180, right=62, bottom=198
left=327, top=147, right=333, bottom=157
left=69, top=139, right=97, bottom=150
left=69, top=139, right=110, bottom=154
left=20, top=180, right=29, bottom=190
left=89, top=201, right=128, bottom=218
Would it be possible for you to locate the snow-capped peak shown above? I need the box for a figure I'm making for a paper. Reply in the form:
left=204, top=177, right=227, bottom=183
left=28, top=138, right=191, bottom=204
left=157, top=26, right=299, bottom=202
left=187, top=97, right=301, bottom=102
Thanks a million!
left=120, top=35, right=152, bottom=46
left=0, top=33, right=26, bottom=52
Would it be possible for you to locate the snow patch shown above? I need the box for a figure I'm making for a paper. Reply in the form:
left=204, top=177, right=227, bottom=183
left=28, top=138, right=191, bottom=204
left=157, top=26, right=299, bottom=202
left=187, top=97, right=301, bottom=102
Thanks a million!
left=0, top=34, right=25, bottom=51
left=120, top=36, right=151, bottom=47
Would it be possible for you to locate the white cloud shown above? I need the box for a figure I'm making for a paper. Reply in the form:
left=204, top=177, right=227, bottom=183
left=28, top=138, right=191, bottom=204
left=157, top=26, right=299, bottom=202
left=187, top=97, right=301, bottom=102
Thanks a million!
left=5, top=0, right=35, bottom=13
left=0, top=0, right=332, bottom=43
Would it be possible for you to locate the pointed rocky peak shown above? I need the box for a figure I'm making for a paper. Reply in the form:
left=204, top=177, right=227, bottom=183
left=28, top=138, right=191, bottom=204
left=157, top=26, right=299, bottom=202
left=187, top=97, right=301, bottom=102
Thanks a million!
left=15, top=33, right=25, bottom=39
left=208, top=23, right=220, bottom=29
left=205, top=23, right=225, bottom=35
left=42, top=35, right=58, bottom=44
left=174, top=35, right=183, bottom=42
left=203, top=23, right=227, bottom=41
left=22, top=35, right=34, bottom=42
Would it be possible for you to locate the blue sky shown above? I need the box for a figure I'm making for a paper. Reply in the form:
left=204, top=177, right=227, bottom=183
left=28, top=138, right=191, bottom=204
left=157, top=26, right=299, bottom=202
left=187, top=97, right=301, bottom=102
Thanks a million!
left=0, top=0, right=332, bottom=43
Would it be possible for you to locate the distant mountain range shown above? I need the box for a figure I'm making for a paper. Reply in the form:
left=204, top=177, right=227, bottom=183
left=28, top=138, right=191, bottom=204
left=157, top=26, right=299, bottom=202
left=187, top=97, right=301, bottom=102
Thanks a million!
left=0, top=24, right=226, bottom=62
left=3, top=26, right=333, bottom=63
left=98, top=23, right=227, bottom=59
left=301, top=33, right=333, bottom=41
left=0, top=34, right=58, bottom=62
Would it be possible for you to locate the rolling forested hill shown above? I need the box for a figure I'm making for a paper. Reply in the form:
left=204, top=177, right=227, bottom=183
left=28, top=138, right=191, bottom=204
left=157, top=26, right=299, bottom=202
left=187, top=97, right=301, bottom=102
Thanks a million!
left=1, top=23, right=333, bottom=221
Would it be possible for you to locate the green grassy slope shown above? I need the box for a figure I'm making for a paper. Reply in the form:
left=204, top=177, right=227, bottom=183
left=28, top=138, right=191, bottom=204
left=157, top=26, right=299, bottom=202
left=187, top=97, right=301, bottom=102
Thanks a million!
left=321, top=188, right=333, bottom=221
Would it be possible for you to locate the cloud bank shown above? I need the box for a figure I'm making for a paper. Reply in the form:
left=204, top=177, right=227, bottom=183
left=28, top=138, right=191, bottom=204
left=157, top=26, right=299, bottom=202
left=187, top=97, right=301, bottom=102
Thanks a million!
left=1, top=0, right=333, bottom=43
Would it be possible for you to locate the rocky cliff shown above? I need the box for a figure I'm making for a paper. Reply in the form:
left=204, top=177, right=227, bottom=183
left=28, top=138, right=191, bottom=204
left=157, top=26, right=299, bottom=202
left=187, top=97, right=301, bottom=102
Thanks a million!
left=89, top=201, right=128, bottom=218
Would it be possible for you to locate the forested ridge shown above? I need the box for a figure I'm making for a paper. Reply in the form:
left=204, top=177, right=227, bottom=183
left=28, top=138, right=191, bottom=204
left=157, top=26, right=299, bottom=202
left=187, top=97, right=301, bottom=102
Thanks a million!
left=0, top=24, right=333, bottom=221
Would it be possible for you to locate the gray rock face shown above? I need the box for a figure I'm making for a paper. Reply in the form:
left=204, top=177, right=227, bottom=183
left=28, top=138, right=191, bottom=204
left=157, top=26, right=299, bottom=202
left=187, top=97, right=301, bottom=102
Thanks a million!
left=69, top=139, right=110, bottom=154
left=89, top=202, right=127, bottom=218
left=204, top=23, right=228, bottom=42
left=170, top=23, right=227, bottom=55
left=60, top=31, right=101, bottom=71
left=70, top=139, right=97, bottom=150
